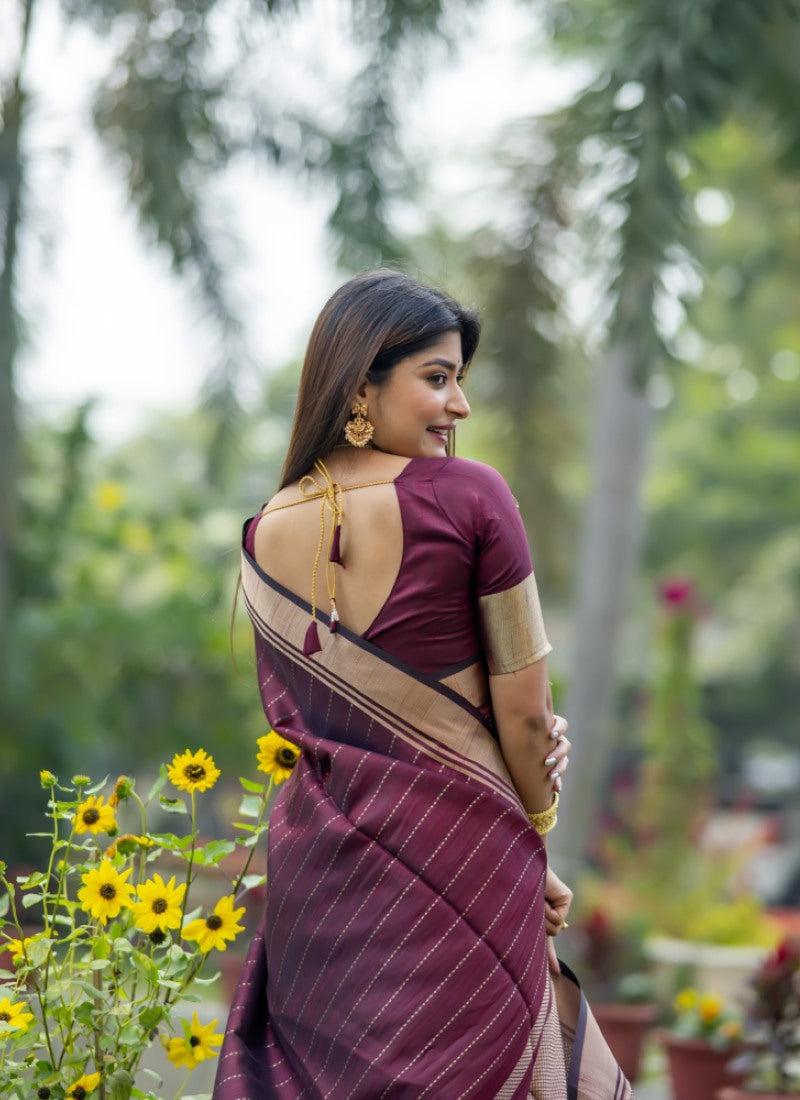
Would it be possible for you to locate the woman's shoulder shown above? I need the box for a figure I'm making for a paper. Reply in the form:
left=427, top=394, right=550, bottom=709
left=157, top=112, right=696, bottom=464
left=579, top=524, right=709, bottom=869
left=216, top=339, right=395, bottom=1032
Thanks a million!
left=410, top=458, right=521, bottom=537
left=424, top=457, right=517, bottom=505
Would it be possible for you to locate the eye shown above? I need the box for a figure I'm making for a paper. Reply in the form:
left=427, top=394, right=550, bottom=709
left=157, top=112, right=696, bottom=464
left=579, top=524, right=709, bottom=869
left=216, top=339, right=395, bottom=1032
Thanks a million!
left=427, top=372, right=447, bottom=386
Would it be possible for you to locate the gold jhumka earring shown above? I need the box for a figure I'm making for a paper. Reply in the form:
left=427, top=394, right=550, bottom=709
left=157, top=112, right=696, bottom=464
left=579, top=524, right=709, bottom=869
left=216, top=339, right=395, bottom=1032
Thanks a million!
left=343, top=400, right=374, bottom=448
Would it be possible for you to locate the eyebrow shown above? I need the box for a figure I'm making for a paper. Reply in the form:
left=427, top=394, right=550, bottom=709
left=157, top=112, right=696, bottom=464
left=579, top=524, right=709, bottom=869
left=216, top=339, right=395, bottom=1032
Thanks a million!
left=418, top=357, right=464, bottom=371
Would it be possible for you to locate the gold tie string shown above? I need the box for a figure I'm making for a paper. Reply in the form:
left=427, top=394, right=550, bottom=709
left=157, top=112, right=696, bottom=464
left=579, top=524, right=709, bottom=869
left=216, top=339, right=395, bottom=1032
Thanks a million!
left=261, top=463, right=396, bottom=649
left=296, top=459, right=344, bottom=629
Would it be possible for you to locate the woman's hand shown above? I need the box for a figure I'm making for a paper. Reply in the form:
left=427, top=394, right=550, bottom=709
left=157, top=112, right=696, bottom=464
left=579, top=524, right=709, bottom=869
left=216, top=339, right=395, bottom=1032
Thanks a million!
left=544, top=865, right=573, bottom=975
left=544, top=715, right=570, bottom=792
left=544, top=865, right=572, bottom=935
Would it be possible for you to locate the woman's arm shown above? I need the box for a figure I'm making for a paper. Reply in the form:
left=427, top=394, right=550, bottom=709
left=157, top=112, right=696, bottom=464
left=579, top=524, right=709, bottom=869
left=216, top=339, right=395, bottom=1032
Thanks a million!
left=489, top=656, right=559, bottom=816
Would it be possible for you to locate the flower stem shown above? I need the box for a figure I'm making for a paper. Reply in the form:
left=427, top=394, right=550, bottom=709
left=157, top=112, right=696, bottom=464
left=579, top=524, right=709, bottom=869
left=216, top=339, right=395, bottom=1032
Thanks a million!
left=231, top=778, right=273, bottom=901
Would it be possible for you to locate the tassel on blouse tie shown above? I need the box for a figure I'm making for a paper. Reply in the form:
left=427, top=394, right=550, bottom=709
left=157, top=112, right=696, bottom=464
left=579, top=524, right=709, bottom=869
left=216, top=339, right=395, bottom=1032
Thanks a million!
left=261, top=459, right=395, bottom=657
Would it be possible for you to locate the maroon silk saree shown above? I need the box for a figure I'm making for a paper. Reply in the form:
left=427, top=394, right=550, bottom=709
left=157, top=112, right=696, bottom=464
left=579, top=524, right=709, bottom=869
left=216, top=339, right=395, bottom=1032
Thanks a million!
left=213, top=551, right=633, bottom=1099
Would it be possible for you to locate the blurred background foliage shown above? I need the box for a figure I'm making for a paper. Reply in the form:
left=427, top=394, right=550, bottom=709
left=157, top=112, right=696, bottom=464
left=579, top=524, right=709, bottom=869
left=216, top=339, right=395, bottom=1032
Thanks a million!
left=1, top=0, right=799, bottom=909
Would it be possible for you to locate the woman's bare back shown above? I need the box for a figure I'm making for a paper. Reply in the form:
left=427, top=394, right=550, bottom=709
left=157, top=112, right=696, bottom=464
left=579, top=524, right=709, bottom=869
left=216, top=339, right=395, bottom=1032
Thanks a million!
left=253, top=450, right=413, bottom=637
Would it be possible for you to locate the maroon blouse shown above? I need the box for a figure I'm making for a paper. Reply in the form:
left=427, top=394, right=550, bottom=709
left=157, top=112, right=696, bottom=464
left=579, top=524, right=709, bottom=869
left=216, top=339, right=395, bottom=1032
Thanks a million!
left=245, top=456, right=541, bottom=678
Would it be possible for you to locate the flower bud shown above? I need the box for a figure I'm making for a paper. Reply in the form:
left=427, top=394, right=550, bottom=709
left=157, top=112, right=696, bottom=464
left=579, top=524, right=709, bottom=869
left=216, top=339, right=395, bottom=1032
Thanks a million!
left=110, top=775, right=133, bottom=806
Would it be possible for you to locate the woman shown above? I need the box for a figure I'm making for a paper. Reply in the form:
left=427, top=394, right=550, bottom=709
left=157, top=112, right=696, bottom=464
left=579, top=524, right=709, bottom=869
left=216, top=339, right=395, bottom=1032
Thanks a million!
left=214, top=270, right=632, bottom=1098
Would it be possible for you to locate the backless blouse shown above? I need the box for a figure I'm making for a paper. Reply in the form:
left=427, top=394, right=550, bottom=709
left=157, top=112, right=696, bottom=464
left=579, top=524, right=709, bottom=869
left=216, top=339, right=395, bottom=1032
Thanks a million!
left=245, top=456, right=551, bottom=682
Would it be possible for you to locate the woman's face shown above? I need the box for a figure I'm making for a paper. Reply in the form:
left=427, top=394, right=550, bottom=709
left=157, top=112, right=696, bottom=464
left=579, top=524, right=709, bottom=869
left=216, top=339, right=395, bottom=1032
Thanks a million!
left=361, top=332, right=471, bottom=459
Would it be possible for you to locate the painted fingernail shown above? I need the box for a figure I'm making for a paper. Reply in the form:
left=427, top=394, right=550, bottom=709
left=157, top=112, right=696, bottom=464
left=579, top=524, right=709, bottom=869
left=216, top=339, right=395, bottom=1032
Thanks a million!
left=553, top=776, right=562, bottom=791
left=544, top=756, right=557, bottom=767
left=549, top=727, right=559, bottom=738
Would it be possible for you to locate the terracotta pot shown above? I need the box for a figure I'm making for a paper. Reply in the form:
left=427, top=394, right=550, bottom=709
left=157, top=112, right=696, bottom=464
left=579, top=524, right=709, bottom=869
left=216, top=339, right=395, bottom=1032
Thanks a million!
left=592, top=1002, right=658, bottom=1083
left=662, top=1033, right=745, bottom=1100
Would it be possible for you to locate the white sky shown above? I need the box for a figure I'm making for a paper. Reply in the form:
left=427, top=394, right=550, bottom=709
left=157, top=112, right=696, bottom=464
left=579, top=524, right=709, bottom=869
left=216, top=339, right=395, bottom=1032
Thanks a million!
left=14, top=0, right=584, bottom=440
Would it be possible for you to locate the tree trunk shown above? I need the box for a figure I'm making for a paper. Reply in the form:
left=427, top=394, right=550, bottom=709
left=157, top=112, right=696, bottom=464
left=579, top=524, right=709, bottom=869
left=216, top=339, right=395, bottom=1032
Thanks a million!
left=0, top=0, right=34, bottom=652
left=550, top=337, right=651, bottom=879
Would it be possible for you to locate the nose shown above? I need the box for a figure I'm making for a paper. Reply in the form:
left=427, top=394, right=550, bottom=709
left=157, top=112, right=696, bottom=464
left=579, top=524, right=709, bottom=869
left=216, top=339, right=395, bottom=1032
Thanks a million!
left=447, top=382, right=470, bottom=419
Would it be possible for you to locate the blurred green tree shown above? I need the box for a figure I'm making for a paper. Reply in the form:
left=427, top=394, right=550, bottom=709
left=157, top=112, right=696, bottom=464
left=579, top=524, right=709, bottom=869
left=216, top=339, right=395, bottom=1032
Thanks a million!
left=541, top=0, right=800, bottom=873
left=0, top=0, right=476, bottom=654
left=644, top=115, right=800, bottom=758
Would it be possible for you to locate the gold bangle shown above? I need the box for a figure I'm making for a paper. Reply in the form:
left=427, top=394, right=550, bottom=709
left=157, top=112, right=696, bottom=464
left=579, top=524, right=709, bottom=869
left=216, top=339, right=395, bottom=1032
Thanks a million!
left=527, top=791, right=559, bottom=835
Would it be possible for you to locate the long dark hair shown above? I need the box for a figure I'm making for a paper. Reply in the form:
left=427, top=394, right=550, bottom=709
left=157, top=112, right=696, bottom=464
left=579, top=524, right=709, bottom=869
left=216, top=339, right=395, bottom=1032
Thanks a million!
left=279, top=269, right=481, bottom=488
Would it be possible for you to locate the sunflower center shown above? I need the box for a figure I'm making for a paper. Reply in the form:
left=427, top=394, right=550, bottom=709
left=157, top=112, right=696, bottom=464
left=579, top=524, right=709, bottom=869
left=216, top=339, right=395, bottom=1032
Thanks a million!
left=149, top=929, right=167, bottom=945
left=38, top=1088, right=52, bottom=1099
left=72, top=1090, right=87, bottom=1100
left=190, top=1035, right=201, bottom=1047
left=152, top=897, right=168, bottom=914
left=206, top=914, right=223, bottom=931
left=0, top=1011, right=9, bottom=1022
left=82, top=808, right=100, bottom=825
left=99, top=883, right=117, bottom=900
left=184, top=764, right=206, bottom=782
left=276, top=748, right=298, bottom=767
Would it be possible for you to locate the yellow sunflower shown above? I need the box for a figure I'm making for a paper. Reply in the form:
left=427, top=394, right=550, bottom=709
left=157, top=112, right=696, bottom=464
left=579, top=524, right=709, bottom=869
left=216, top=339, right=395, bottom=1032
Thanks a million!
left=182, top=894, right=246, bottom=952
left=105, top=833, right=153, bottom=858
left=74, top=794, right=117, bottom=836
left=5, top=931, right=45, bottom=965
left=0, top=996, right=34, bottom=1035
left=256, top=731, right=300, bottom=784
left=698, top=993, right=723, bottom=1024
left=167, top=748, right=221, bottom=793
left=163, top=1012, right=223, bottom=1070
left=673, top=987, right=699, bottom=1013
left=66, top=1071, right=102, bottom=1098
left=77, top=860, right=135, bottom=923
left=132, top=873, right=186, bottom=934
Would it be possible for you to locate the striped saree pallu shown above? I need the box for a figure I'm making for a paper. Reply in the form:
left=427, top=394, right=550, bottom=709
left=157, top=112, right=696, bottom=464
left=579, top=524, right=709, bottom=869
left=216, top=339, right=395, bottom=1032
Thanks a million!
left=213, top=555, right=632, bottom=1100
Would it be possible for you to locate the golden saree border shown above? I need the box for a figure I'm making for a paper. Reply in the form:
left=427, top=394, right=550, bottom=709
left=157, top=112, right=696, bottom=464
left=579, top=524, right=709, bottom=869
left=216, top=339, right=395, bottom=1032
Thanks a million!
left=439, top=659, right=489, bottom=713
left=242, top=552, right=522, bottom=813
left=479, top=571, right=552, bottom=675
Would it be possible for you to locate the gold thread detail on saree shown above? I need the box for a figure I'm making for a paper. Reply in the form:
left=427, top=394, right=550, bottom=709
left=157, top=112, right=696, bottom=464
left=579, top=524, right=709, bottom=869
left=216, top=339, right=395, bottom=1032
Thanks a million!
left=527, top=791, right=559, bottom=835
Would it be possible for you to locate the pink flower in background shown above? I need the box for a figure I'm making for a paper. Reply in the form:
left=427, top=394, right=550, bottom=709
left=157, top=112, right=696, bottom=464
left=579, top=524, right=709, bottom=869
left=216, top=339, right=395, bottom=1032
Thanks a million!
left=659, top=576, right=695, bottom=607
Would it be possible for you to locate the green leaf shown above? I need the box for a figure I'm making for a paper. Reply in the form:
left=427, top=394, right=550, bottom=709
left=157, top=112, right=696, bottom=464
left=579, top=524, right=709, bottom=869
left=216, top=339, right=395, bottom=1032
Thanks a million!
left=238, top=833, right=262, bottom=849
left=195, top=839, right=235, bottom=865
left=239, top=873, right=266, bottom=892
left=148, top=831, right=193, bottom=850
left=94, top=936, right=111, bottom=960
left=22, top=892, right=43, bottom=908
left=158, top=977, right=182, bottom=990
left=89, top=958, right=113, bottom=970
left=146, top=764, right=168, bottom=804
left=16, top=871, right=48, bottom=889
left=140, top=1004, right=167, bottom=1032
left=107, top=1068, right=135, bottom=1100
left=190, top=971, right=220, bottom=986
left=159, top=796, right=188, bottom=815
left=238, top=793, right=262, bottom=819
left=239, top=776, right=265, bottom=793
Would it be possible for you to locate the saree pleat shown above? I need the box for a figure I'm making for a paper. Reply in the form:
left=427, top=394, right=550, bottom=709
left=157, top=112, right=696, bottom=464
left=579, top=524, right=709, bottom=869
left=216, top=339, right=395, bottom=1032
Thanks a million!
left=213, top=554, right=633, bottom=1099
